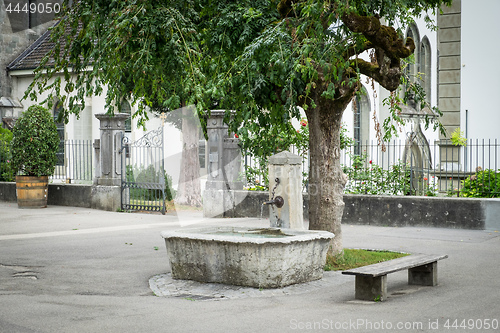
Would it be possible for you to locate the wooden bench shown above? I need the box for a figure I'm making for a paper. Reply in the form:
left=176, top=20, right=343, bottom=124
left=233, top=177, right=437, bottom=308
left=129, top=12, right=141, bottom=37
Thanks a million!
left=342, top=253, right=448, bottom=301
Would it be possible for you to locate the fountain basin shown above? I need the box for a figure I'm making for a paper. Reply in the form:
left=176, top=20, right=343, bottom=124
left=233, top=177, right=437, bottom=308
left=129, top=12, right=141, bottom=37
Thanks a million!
left=161, top=226, right=334, bottom=288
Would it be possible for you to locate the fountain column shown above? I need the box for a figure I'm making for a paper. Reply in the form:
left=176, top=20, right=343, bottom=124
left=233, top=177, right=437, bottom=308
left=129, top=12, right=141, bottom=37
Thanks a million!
left=268, top=151, right=304, bottom=229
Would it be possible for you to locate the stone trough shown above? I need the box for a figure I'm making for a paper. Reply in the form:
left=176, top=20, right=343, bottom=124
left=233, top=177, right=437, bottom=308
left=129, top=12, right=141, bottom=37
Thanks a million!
left=161, top=226, right=334, bottom=288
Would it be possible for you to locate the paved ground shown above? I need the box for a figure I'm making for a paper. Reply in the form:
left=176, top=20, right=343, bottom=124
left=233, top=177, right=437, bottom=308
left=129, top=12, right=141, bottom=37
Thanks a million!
left=0, top=201, right=499, bottom=332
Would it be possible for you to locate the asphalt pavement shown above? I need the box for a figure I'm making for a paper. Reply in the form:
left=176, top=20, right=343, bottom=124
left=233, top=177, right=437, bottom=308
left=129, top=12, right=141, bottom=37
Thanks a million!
left=0, top=201, right=499, bottom=332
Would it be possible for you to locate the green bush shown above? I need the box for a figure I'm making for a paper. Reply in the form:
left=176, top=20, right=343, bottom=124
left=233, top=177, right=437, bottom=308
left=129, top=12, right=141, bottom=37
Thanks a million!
left=0, top=127, right=14, bottom=181
left=460, top=169, right=500, bottom=198
left=10, top=105, right=60, bottom=177
left=343, top=154, right=414, bottom=195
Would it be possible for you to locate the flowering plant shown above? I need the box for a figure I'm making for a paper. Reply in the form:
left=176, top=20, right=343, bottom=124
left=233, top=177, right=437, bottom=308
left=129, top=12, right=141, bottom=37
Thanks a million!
left=343, top=153, right=413, bottom=195
left=343, top=150, right=440, bottom=196
left=420, top=176, right=438, bottom=196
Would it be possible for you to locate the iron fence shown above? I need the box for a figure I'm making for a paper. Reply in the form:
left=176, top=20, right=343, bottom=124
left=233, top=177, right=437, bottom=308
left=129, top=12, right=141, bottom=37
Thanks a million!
left=0, top=139, right=94, bottom=183
left=51, top=140, right=94, bottom=183
left=243, top=139, right=500, bottom=197
left=2, top=136, right=500, bottom=197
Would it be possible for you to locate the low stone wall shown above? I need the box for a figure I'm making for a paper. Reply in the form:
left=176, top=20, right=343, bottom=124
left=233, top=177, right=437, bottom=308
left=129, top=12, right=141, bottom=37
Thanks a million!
left=2, top=182, right=499, bottom=230
left=48, top=183, right=92, bottom=208
left=0, top=182, right=120, bottom=211
left=342, top=194, right=487, bottom=229
left=0, top=182, right=92, bottom=207
left=0, top=182, right=16, bottom=202
left=231, top=190, right=500, bottom=231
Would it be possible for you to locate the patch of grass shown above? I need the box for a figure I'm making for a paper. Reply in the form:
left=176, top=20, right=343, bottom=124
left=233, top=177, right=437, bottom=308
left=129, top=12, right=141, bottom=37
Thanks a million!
left=324, top=249, right=409, bottom=271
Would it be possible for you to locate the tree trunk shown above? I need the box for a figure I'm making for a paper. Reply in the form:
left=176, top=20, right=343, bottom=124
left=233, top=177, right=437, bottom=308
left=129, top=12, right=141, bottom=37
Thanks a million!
left=175, top=106, right=202, bottom=207
left=306, top=98, right=349, bottom=256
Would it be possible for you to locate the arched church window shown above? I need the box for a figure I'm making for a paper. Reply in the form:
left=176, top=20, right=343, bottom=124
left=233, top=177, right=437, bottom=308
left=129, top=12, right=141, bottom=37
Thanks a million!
left=420, top=36, right=432, bottom=104
left=353, top=87, right=371, bottom=156
left=405, top=23, right=421, bottom=88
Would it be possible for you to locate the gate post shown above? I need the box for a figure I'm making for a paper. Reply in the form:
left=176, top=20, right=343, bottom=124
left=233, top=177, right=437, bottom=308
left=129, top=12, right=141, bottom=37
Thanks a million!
left=91, top=113, right=129, bottom=211
left=203, top=110, right=243, bottom=217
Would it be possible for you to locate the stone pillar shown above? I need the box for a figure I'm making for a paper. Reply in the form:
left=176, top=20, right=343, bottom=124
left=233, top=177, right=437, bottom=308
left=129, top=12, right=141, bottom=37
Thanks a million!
left=437, top=1, right=463, bottom=192
left=408, top=262, right=438, bottom=286
left=91, top=113, right=128, bottom=212
left=203, top=110, right=243, bottom=217
left=268, top=151, right=304, bottom=229
left=94, top=113, right=129, bottom=186
left=355, top=275, right=387, bottom=301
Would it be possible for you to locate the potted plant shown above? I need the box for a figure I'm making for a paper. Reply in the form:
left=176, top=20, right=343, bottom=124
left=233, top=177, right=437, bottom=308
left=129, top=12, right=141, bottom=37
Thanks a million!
left=10, top=105, right=60, bottom=208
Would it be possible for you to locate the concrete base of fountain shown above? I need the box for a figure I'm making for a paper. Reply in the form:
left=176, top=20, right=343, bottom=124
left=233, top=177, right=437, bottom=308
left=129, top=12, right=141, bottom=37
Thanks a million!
left=161, top=226, right=334, bottom=288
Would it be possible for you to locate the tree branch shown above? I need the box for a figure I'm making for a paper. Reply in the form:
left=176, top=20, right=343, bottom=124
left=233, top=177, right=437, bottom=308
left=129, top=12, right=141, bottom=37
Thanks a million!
left=351, top=58, right=400, bottom=91
left=341, top=11, right=415, bottom=91
left=343, top=40, right=373, bottom=59
left=341, top=12, right=415, bottom=61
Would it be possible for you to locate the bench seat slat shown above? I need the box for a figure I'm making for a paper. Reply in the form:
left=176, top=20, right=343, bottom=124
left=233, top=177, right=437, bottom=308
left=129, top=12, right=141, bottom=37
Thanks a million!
left=342, top=254, right=448, bottom=277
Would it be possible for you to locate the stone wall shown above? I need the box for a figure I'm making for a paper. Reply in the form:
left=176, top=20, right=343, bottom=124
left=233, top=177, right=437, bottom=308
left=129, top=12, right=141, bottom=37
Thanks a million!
left=0, top=182, right=120, bottom=212
left=2, top=182, right=499, bottom=231
left=231, top=190, right=499, bottom=231
left=0, top=182, right=91, bottom=207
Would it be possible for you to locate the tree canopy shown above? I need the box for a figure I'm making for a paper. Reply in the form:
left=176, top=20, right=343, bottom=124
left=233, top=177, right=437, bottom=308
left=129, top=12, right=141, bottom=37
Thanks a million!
left=29, top=0, right=449, bottom=127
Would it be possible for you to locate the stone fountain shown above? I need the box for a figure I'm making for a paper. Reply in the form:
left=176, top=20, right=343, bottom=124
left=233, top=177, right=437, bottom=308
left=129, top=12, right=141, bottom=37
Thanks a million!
left=162, top=113, right=334, bottom=288
left=161, top=226, right=333, bottom=288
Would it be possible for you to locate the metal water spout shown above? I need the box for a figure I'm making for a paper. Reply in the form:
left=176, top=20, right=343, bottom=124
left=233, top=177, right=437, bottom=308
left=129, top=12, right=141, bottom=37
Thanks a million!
left=260, top=177, right=284, bottom=220
left=264, top=177, right=284, bottom=208
left=263, top=195, right=284, bottom=208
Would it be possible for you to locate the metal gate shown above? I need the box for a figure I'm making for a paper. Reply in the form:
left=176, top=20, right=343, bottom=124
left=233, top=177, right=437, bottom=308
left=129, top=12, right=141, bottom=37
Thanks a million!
left=121, top=127, right=166, bottom=214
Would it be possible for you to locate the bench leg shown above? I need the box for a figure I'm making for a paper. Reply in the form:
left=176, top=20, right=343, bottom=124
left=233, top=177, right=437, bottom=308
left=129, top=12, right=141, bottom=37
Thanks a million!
left=408, top=261, right=438, bottom=286
left=355, top=275, right=387, bottom=301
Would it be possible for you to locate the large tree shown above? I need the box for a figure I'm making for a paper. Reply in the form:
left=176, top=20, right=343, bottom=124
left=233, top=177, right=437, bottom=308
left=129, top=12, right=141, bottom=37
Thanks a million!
left=27, top=0, right=449, bottom=254
left=218, top=0, right=449, bottom=255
